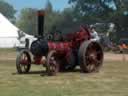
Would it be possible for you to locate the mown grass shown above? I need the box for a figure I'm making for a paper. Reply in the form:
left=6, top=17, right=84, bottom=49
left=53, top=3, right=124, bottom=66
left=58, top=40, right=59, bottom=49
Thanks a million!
left=0, top=48, right=16, bottom=60
left=0, top=49, right=128, bottom=96
left=0, top=48, right=16, bottom=53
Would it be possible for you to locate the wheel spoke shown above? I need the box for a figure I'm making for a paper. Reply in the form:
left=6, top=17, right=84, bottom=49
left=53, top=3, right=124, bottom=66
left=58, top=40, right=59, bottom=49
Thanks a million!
left=94, top=59, right=102, bottom=66
left=87, top=63, right=95, bottom=71
left=24, top=65, right=28, bottom=70
left=22, top=54, right=25, bottom=60
left=20, top=53, right=30, bottom=73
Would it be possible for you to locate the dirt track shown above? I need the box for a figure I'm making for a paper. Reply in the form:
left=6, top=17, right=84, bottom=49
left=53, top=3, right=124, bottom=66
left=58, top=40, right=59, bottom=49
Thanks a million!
left=104, top=52, right=128, bottom=61
left=0, top=52, right=16, bottom=61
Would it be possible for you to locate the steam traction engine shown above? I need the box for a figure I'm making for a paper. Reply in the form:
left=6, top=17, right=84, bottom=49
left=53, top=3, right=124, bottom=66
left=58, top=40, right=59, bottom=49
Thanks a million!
left=16, top=10, right=104, bottom=75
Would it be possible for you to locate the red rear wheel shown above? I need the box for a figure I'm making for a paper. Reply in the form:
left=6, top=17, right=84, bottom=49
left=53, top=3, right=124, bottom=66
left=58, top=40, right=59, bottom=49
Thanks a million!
left=79, top=41, right=104, bottom=73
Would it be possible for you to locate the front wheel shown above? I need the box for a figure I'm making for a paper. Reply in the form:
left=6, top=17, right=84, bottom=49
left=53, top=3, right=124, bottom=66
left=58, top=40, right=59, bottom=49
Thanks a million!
left=16, top=50, right=31, bottom=74
left=46, top=50, right=59, bottom=76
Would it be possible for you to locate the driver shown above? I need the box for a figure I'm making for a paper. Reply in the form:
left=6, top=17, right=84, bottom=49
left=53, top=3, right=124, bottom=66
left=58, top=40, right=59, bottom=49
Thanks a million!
left=90, top=26, right=100, bottom=42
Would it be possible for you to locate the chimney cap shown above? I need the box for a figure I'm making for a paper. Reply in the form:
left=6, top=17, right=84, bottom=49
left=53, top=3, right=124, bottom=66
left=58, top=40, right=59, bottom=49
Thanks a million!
left=38, top=10, right=45, bottom=16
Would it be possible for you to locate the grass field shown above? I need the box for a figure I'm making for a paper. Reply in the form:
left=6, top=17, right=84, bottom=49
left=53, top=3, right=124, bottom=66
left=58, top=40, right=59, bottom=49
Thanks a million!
left=0, top=49, right=128, bottom=96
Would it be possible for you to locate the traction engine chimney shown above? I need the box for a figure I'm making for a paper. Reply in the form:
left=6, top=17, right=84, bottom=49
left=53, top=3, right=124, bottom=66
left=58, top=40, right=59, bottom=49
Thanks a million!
left=37, top=10, right=45, bottom=37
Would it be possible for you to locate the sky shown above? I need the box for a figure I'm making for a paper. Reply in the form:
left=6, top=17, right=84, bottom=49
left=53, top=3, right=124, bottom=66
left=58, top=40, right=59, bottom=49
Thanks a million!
left=5, top=0, right=69, bottom=15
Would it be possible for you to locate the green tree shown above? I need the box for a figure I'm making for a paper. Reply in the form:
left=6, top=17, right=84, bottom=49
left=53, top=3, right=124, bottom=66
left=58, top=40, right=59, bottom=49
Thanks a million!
left=69, top=0, right=128, bottom=27
left=16, top=8, right=37, bottom=35
left=69, top=0, right=128, bottom=41
left=69, top=0, right=115, bottom=23
left=55, top=7, right=78, bottom=34
left=44, top=0, right=62, bottom=34
left=16, top=1, right=62, bottom=36
left=0, top=0, right=16, bottom=20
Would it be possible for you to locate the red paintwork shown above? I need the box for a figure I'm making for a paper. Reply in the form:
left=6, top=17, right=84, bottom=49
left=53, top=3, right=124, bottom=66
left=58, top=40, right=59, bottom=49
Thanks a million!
left=33, top=56, right=43, bottom=65
left=48, top=26, right=91, bottom=54
left=33, top=26, right=91, bottom=64
left=20, top=60, right=29, bottom=65
left=48, top=42, right=71, bottom=54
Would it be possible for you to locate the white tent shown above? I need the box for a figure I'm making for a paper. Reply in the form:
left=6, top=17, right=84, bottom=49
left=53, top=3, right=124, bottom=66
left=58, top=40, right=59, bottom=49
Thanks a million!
left=0, top=13, right=35, bottom=48
left=0, top=13, right=19, bottom=48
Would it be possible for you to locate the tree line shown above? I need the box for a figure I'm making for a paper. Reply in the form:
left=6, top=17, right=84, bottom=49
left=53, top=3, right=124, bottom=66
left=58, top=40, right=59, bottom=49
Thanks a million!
left=0, top=0, right=128, bottom=42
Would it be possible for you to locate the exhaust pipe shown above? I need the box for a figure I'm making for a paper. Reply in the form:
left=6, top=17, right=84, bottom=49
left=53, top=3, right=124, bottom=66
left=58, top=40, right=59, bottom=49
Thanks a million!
left=37, top=10, right=45, bottom=37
